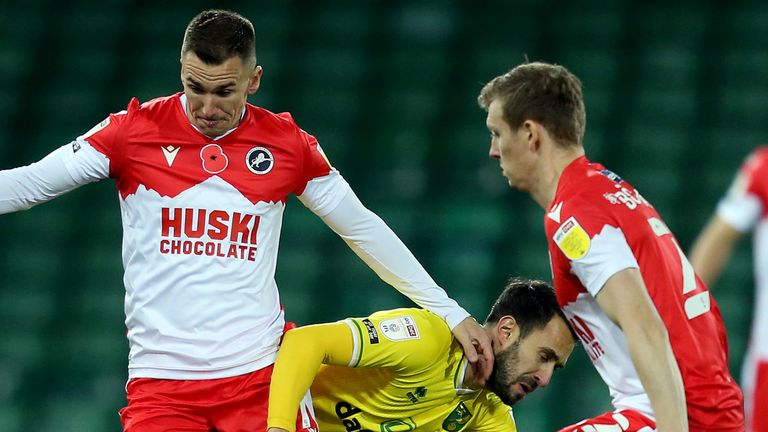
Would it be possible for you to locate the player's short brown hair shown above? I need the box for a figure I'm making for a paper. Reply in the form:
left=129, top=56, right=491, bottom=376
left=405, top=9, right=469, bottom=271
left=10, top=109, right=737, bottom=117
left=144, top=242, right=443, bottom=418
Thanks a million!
left=181, top=9, right=256, bottom=66
left=478, top=62, right=586, bottom=147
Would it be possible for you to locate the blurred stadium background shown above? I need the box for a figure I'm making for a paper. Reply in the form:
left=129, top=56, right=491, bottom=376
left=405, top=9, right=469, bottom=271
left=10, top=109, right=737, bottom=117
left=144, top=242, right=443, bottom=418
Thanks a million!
left=0, top=0, right=767, bottom=430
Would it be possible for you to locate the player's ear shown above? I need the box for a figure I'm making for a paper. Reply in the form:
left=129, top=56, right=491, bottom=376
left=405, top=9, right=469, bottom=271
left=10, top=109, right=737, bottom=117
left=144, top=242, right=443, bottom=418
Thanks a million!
left=496, top=315, right=520, bottom=344
left=247, top=65, right=263, bottom=95
left=521, top=120, right=539, bottom=152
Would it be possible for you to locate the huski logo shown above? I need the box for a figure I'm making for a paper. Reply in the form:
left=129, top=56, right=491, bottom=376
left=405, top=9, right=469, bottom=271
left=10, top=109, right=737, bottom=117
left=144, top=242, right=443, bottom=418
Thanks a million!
left=162, top=145, right=180, bottom=167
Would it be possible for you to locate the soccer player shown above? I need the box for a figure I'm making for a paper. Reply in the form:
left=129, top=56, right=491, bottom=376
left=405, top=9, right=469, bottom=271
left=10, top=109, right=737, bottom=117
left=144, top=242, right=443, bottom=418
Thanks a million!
left=689, top=146, right=768, bottom=432
left=266, top=278, right=575, bottom=432
left=477, top=61, right=744, bottom=432
left=0, top=9, right=493, bottom=432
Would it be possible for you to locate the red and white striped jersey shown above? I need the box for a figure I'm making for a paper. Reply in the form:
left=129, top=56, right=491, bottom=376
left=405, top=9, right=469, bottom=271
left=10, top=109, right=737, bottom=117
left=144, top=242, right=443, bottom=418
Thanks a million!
left=545, top=156, right=743, bottom=430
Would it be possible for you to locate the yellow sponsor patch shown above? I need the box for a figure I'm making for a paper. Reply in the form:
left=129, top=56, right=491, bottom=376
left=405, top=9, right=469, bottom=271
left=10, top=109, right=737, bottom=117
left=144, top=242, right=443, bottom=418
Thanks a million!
left=553, top=216, right=591, bottom=260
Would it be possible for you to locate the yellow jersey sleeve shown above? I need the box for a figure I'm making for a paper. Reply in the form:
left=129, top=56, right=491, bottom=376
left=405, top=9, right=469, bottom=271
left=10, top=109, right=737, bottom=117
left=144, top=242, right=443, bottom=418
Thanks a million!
left=344, top=308, right=453, bottom=372
left=267, top=321, right=354, bottom=431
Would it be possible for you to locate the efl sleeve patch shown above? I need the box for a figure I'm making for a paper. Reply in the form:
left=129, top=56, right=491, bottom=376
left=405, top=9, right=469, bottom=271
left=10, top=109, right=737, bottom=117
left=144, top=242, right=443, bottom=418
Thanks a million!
left=553, top=216, right=591, bottom=260
left=379, top=316, right=421, bottom=341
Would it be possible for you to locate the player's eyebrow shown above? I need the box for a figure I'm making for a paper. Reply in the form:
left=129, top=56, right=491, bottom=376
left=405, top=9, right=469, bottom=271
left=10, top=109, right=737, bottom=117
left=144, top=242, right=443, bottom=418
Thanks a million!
left=539, top=347, right=566, bottom=368
left=185, top=77, right=236, bottom=92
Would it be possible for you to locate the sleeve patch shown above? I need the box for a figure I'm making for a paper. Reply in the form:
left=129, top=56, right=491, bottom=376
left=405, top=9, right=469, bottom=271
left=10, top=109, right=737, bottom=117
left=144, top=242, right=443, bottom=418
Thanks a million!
left=379, top=316, right=421, bottom=341
left=553, top=216, right=591, bottom=260
left=362, top=318, right=379, bottom=344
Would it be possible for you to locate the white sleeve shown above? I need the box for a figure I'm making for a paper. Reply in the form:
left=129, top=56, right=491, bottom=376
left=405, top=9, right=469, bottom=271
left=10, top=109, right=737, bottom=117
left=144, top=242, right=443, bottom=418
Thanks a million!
left=716, top=171, right=762, bottom=233
left=0, top=139, right=110, bottom=214
left=299, top=176, right=470, bottom=329
left=571, top=225, right=639, bottom=297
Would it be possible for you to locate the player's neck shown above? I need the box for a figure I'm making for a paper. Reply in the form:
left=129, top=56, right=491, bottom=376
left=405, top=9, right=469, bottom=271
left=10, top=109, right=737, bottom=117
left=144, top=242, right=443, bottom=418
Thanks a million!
left=531, top=146, right=584, bottom=208
left=461, top=358, right=484, bottom=391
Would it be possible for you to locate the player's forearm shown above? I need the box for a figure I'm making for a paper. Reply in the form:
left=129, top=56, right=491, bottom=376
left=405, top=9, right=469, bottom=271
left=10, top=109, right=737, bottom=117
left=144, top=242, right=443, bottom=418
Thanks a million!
left=320, top=192, right=470, bottom=329
left=267, top=328, right=326, bottom=431
left=624, top=319, right=688, bottom=432
left=267, top=323, right=354, bottom=431
left=689, top=216, right=741, bottom=287
left=0, top=147, right=80, bottom=213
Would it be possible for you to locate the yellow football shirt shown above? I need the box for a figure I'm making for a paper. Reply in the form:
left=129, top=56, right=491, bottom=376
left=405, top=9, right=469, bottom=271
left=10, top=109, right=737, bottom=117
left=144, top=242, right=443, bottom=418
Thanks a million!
left=309, top=308, right=516, bottom=432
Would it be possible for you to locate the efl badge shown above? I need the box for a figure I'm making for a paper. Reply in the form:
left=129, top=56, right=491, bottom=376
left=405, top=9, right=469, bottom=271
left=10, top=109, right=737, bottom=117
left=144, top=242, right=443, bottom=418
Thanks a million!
left=553, top=216, right=591, bottom=260
left=200, top=144, right=228, bottom=174
left=246, top=147, right=274, bottom=175
left=379, top=316, right=420, bottom=341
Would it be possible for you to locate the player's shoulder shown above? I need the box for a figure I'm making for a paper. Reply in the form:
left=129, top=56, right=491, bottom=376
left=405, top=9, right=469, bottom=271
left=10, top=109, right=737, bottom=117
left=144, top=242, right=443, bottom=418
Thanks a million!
left=744, top=146, right=768, bottom=172
left=468, top=391, right=516, bottom=431
left=365, top=308, right=452, bottom=348
left=245, top=104, right=303, bottom=132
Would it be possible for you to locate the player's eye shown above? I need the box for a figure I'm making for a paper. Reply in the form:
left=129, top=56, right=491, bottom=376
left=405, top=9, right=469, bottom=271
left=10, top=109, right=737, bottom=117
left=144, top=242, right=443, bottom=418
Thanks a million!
left=217, top=89, right=233, bottom=97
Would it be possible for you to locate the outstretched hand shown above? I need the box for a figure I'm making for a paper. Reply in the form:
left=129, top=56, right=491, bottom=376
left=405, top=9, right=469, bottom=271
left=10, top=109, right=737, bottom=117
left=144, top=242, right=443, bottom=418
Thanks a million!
left=452, top=316, right=494, bottom=386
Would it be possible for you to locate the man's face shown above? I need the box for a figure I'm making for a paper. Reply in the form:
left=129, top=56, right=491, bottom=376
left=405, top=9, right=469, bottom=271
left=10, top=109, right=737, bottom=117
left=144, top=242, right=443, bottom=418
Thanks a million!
left=485, top=99, right=537, bottom=192
left=487, top=316, right=574, bottom=406
left=180, top=51, right=262, bottom=138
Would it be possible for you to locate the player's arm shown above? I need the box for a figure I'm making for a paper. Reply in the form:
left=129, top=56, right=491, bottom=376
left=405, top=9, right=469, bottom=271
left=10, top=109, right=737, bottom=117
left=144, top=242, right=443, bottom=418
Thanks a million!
left=595, top=268, right=688, bottom=432
left=0, top=143, right=97, bottom=213
left=688, top=215, right=742, bottom=287
left=267, top=322, right=354, bottom=432
left=302, top=183, right=493, bottom=383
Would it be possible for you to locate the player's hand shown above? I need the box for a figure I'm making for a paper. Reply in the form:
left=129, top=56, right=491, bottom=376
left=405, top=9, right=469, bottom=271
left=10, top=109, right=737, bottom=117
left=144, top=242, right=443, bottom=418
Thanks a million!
left=452, top=316, right=493, bottom=386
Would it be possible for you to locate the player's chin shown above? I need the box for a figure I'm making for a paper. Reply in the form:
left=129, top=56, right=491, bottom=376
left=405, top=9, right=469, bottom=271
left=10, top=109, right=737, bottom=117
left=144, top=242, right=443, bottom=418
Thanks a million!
left=500, top=389, right=526, bottom=406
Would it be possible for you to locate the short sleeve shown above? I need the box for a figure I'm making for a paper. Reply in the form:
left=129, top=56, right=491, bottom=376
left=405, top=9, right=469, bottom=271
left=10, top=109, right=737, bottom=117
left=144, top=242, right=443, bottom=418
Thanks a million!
left=716, top=149, right=768, bottom=233
left=343, top=308, right=451, bottom=372
left=548, top=197, right=639, bottom=297
left=79, top=98, right=136, bottom=178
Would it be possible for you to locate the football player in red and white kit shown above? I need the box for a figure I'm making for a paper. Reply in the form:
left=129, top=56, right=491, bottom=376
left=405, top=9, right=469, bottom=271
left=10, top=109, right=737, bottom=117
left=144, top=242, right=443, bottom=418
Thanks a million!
left=477, top=61, right=744, bottom=432
left=0, top=10, right=493, bottom=432
left=690, top=146, right=768, bottom=432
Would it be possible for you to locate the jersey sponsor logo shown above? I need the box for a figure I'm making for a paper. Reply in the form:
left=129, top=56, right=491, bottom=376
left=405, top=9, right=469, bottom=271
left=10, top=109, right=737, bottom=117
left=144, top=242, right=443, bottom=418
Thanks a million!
left=547, top=202, right=563, bottom=223
left=159, top=208, right=260, bottom=262
left=569, top=315, right=604, bottom=362
left=442, top=401, right=472, bottom=431
left=71, top=141, right=81, bottom=153
left=362, top=319, right=379, bottom=344
left=246, top=146, right=275, bottom=175
left=200, top=143, right=228, bottom=174
left=405, top=386, right=428, bottom=404
left=379, top=316, right=420, bottom=341
left=333, top=401, right=374, bottom=432
left=161, top=145, right=180, bottom=166
left=553, top=216, right=591, bottom=260
left=603, top=184, right=649, bottom=210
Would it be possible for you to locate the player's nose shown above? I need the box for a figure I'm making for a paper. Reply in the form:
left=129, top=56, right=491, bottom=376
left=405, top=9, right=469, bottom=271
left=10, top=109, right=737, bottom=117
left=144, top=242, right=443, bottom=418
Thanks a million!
left=488, top=141, right=500, bottom=159
left=534, top=364, right=555, bottom=388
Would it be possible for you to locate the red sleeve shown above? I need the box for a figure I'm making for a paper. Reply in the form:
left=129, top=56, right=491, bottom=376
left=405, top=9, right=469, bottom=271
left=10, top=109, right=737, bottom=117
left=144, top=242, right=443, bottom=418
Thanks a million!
left=275, top=113, right=333, bottom=195
left=742, top=146, right=768, bottom=213
left=81, top=98, right=137, bottom=178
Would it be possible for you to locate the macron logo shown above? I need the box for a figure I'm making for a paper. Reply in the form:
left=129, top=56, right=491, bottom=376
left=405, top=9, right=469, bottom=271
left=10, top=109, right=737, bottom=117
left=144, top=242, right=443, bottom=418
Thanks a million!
left=162, top=145, right=180, bottom=166
left=547, top=202, right=563, bottom=223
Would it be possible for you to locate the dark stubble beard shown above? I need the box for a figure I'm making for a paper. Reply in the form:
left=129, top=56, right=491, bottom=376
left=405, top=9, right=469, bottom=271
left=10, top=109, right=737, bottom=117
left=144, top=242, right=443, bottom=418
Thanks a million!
left=487, top=337, right=529, bottom=406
